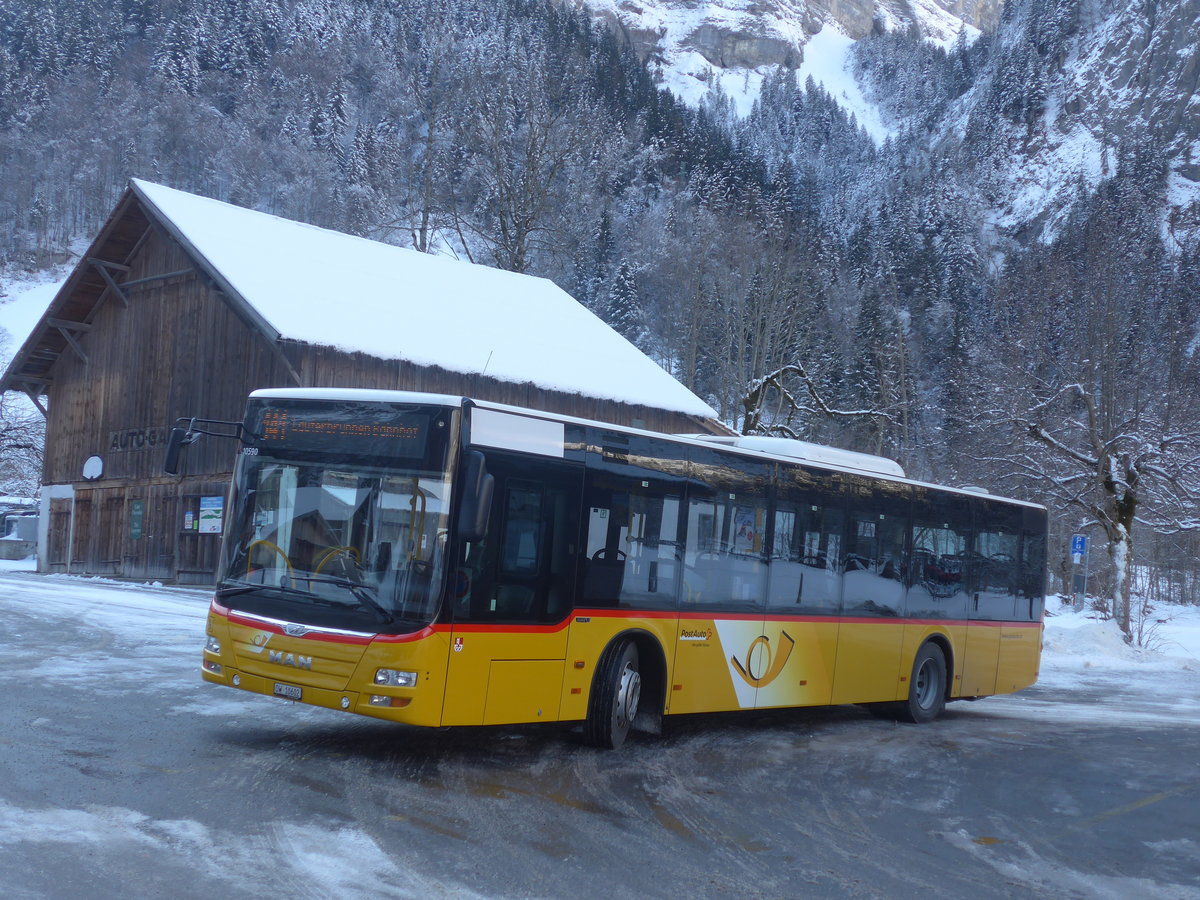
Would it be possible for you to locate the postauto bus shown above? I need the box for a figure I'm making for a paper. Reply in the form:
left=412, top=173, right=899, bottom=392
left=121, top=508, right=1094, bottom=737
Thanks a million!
left=172, top=388, right=1046, bottom=749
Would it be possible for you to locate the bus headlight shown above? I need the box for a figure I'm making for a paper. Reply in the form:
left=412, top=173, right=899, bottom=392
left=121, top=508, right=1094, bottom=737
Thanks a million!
left=205, top=635, right=221, bottom=654
left=374, top=668, right=417, bottom=687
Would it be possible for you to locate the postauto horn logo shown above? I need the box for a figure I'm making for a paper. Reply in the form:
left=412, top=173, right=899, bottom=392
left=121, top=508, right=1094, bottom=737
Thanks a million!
left=730, top=630, right=796, bottom=688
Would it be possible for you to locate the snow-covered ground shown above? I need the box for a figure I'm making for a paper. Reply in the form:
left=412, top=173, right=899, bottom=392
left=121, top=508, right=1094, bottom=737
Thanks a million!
left=0, top=268, right=70, bottom=354
left=4, top=553, right=1197, bottom=698
left=1044, top=594, right=1200, bottom=666
left=2, top=561, right=1199, bottom=899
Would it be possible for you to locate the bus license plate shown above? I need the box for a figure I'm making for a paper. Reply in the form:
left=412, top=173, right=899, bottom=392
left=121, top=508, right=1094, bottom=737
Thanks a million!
left=273, top=682, right=302, bottom=701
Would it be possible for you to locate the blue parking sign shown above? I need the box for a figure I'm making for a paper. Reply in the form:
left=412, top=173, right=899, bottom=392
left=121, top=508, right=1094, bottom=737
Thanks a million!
left=1071, top=534, right=1088, bottom=555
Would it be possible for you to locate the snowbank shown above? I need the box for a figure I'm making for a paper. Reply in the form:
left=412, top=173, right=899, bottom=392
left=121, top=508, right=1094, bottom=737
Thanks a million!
left=1043, top=595, right=1200, bottom=669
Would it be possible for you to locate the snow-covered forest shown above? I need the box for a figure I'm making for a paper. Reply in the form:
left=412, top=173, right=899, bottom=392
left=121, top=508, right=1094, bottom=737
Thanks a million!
left=0, top=0, right=1197, bottom=631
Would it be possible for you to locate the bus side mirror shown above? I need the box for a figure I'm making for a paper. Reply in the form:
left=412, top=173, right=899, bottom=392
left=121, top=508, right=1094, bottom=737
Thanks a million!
left=163, top=427, right=194, bottom=475
left=458, top=450, right=494, bottom=543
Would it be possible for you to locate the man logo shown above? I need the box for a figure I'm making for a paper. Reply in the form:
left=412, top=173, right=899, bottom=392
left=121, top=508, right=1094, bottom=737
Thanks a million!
left=730, top=630, right=795, bottom=688
left=268, top=650, right=313, bottom=670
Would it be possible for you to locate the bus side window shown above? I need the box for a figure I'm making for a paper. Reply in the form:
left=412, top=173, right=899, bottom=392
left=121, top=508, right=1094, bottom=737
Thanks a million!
left=500, top=484, right=542, bottom=575
left=682, top=448, right=769, bottom=613
left=581, top=471, right=681, bottom=610
left=1020, top=508, right=1048, bottom=620
left=841, top=476, right=909, bottom=617
left=583, top=504, right=624, bottom=605
left=767, top=501, right=843, bottom=615
left=972, top=497, right=1025, bottom=621
left=909, top=487, right=972, bottom=621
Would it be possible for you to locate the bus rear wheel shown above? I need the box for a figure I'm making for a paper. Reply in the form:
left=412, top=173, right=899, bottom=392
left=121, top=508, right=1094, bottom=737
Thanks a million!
left=584, top=640, right=641, bottom=749
left=899, top=642, right=947, bottom=724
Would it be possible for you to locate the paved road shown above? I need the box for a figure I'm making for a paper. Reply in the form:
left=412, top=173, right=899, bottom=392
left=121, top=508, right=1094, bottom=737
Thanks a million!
left=1, top=571, right=1197, bottom=899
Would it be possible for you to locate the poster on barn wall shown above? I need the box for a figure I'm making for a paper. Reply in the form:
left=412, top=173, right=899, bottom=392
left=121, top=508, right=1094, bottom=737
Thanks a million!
left=199, top=497, right=224, bottom=534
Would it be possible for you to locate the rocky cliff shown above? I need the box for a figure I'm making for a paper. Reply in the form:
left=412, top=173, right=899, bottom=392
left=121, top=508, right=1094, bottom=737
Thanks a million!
left=575, top=0, right=1005, bottom=74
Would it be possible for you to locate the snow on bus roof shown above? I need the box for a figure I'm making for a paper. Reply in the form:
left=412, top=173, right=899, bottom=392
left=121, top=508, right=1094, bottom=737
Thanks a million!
left=131, top=180, right=717, bottom=420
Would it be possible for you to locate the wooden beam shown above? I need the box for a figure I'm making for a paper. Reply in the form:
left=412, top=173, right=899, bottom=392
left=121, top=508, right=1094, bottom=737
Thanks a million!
left=56, top=326, right=88, bottom=365
left=124, top=225, right=155, bottom=265
left=23, top=387, right=48, bottom=417
left=88, top=257, right=130, bottom=272
left=271, top=337, right=303, bottom=386
left=90, top=258, right=129, bottom=308
left=120, top=267, right=194, bottom=289
left=46, top=318, right=92, bottom=332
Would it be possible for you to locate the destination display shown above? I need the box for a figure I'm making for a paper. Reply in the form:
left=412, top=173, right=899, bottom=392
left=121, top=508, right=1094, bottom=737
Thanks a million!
left=253, top=402, right=432, bottom=459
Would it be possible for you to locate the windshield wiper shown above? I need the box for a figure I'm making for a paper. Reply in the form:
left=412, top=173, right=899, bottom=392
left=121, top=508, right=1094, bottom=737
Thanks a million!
left=217, top=579, right=392, bottom=624
left=289, top=574, right=395, bottom=624
left=217, top=585, right=265, bottom=599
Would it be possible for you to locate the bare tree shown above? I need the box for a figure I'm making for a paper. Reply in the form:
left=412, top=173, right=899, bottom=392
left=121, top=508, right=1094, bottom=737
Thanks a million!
left=741, top=361, right=896, bottom=440
left=1013, top=385, right=1199, bottom=638
left=450, top=27, right=616, bottom=273
left=0, top=392, right=43, bottom=498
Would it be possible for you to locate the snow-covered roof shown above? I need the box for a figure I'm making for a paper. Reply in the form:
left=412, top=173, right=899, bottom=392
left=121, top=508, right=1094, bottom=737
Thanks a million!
left=689, top=433, right=907, bottom=478
left=130, top=180, right=717, bottom=420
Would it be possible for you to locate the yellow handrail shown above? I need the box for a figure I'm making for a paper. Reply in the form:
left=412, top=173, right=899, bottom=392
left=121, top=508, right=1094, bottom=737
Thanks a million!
left=315, top=545, right=360, bottom=575
left=246, top=539, right=292, bottom=576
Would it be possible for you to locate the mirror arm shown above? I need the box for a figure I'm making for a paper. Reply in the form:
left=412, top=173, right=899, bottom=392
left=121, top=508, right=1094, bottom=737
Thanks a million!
left=163, top=416, right=258, bottom=475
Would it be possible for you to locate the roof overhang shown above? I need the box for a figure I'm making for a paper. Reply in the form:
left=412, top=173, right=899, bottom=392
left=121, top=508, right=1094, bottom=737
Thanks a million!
left=0, top=180, right=290, bottom=401
left=1, top=188, right=145, bottom=401
left=128, top=179, right=284, bottom=348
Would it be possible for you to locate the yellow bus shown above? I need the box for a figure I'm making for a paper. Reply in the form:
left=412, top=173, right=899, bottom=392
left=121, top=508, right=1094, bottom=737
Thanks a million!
left=179, top=388, right=1046, bottom=749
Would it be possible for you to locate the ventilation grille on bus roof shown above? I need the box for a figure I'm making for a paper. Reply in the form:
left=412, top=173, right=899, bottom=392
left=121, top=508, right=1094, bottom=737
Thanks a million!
left=684, top=435, right=906, bottom=479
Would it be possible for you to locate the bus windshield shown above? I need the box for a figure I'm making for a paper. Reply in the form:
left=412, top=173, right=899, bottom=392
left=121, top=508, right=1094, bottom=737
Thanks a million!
left=216, top=399, right=455, bottom=633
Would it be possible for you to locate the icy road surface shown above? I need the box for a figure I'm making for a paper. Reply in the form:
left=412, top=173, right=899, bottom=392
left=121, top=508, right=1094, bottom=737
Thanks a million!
left=1, top=567, right=1198, bottom=899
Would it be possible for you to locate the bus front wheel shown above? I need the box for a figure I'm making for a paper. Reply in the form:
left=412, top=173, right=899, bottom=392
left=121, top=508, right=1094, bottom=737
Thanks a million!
left=900, top=642, right=947, bottom=724
left=584, top=640, right=641, bottom=749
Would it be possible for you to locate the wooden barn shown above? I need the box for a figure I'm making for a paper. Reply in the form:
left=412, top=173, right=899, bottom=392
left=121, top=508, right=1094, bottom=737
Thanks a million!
left=0, top=180, right=723, bottom=584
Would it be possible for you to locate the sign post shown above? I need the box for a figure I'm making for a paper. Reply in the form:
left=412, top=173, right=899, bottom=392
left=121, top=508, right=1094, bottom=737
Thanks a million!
left=1070, top=534, right=1089, bottom=606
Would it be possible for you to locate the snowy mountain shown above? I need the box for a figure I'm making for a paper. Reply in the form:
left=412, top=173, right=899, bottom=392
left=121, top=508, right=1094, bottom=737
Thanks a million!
left=575, top=0, right=1200, bottom=246
left=937, top=0, right=1200, bottom=246
left=573, top=0, right=994, bottom=114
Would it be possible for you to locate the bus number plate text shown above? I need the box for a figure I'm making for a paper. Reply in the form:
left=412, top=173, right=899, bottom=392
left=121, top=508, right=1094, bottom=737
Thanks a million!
left=273, top=682, right=302, bottom=701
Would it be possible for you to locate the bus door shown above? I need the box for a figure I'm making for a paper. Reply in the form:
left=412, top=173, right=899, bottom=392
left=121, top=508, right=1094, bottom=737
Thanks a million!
left=674, top=449, right=770, bottom=714
left=442, top=454, right=582, bottom=726
left=908, top=488, right=971, bottom=695
left=964, top=498, right=1023, bottom=696
left=763, top=470, right=844, bottom=709
left=996, top=509, right=1046, bottom=693
left=831, top=476, right=910, bottom=705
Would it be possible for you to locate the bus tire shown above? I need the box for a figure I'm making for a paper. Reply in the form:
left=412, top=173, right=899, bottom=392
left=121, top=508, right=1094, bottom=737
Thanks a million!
left=900, top=642, right=947, bottom=724
left=584, top=640, right=641, bottom=749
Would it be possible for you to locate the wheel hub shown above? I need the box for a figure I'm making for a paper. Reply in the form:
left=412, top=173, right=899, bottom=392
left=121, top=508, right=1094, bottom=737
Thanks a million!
left=914, top=659, right=936, bottom=709
left=616, top=663, right=641, bottom=728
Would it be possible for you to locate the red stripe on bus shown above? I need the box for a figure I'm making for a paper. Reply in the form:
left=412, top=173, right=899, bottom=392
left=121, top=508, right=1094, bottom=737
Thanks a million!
left=211, top=598, right=1042, bottom=645
left=433, top=620, right=573, bottom=636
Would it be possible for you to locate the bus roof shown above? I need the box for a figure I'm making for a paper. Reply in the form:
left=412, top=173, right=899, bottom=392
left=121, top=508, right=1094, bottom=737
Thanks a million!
left=247, top=387, right=1045, bottom=511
